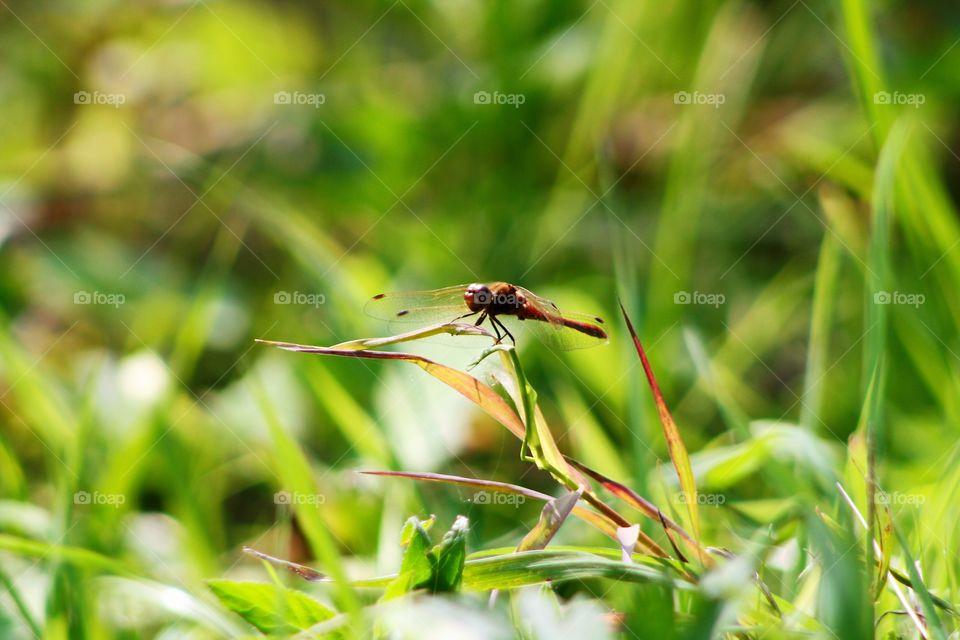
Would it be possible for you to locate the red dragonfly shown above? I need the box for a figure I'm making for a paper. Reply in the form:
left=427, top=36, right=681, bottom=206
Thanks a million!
left=366, top=282, right=608, bottom=350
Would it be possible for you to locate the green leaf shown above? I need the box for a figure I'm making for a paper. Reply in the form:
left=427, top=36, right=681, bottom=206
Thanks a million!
left=807, top=514, right=872, bottom=639
left=892, top=526, right=948, bottom=640
left=430, top=515, right=469, bottom=592
left=208, top=580, right=334, bottom=636
left=501, top=349, right=578, bottom=485
left=801, top=229, right=842, bottom=431
left=384, top=516, right=436, bottom=599
left=461, top=550, right=684, bottom=591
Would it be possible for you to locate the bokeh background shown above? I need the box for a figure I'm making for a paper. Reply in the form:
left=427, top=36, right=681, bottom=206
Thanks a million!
left=2, top=0, right=960, bottom=637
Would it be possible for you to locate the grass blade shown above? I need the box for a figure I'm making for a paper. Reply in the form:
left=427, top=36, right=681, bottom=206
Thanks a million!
left=359, top=470, right=666, bottom=556
left=891, top=527, right=948, bottom=640
left=258, top=339, right=524, bottom=439
left=516, top=488, right=583, bottom=552
left=618, top=303, right=702, bottom=560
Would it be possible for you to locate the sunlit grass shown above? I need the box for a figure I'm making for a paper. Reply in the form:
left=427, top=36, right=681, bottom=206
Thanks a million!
left=1, top=0, right=959, bottom=637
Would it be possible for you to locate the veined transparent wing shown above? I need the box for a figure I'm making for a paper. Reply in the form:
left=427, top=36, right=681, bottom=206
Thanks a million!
left=509, top=287, right=608, bottom=351
left=364, top=284, right=472, bottom=325
left=505, top=310, right=608, bottom=351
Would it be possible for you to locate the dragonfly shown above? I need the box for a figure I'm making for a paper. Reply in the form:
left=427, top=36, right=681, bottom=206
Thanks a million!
left=365, top=282, right=608, bottom=350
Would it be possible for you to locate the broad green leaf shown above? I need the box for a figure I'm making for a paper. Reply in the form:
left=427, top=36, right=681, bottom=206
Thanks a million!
left=337, top=548, right=692, bottom=594
left=461, top=550, right=685, bottom=591
left=208, top=580, right=334, bottom=636
left=399, top=516, right=434, bottom=585
left=383, top=516, right=435, bottom=599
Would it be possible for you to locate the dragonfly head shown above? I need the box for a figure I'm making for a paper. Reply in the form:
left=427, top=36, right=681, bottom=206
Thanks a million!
left=464, top=283, right=492, bottom=311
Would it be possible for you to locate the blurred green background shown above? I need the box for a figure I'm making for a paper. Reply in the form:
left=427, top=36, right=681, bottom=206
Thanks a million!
left=2, top=0, right=960, bottom=637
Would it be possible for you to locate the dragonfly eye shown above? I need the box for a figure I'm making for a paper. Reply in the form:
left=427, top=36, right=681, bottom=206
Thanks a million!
left=464, top=284, right=492, bottom=310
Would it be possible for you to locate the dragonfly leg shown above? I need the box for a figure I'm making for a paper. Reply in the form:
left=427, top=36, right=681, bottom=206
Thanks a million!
left=491, top=316, right=515, bottom=344
left=453, top=310, right=479, bottom=322
left=490, top=320, right=503, bottom=342
left=483, top=313, right=504, bottom=342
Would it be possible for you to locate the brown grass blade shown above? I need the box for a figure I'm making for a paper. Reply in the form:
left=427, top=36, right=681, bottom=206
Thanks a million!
left=516, top=488, right=584, bottom=551
left=618, top=302, right=702, bottom=560
left=565, top=456, right=703, bottom=561
left=242, top=546, right=327, bottom=582
left=257, top=339, right=524, bottom=439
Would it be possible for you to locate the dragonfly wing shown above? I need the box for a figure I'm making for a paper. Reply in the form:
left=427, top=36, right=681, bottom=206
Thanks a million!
left=520, top=312, right=608, bottom=350
left=509, top=287, right=608, bottom=351
left=364, top=285, right=472, bottom=324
